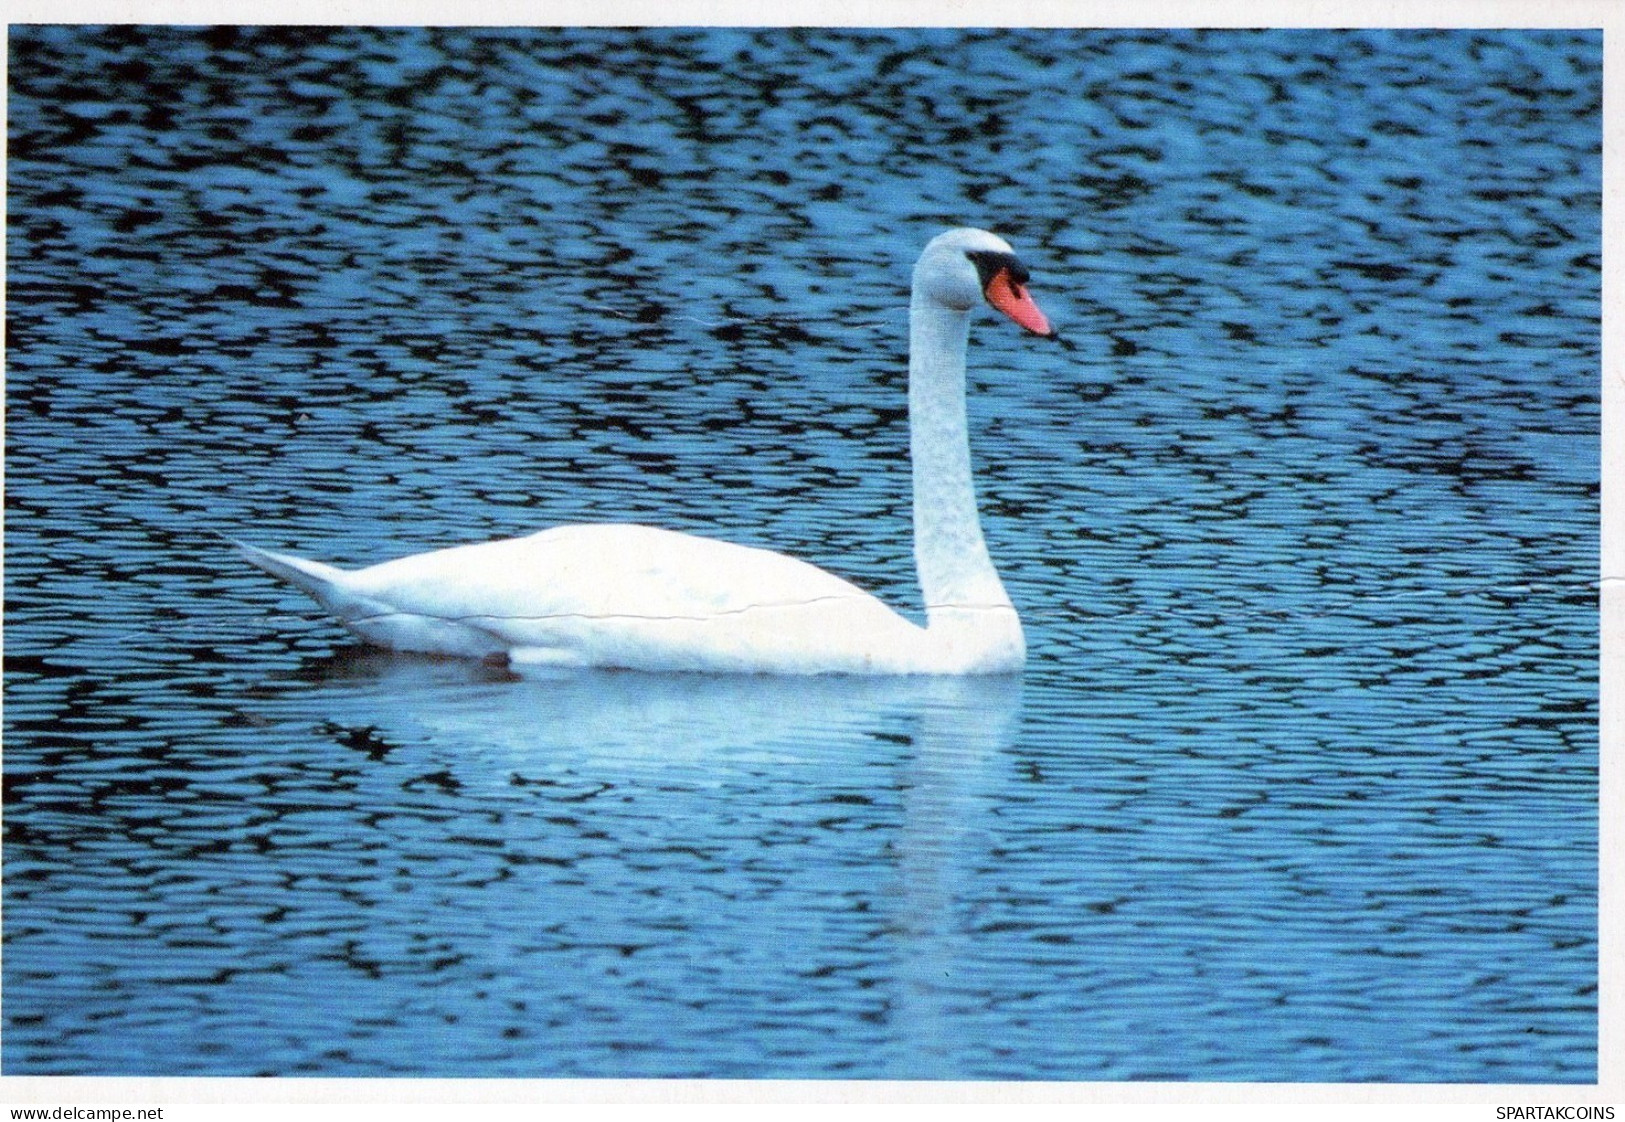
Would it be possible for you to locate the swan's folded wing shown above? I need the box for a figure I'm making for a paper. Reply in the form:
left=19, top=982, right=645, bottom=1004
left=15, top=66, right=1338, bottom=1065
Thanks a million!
left=342, top=523, right=927, bottom=672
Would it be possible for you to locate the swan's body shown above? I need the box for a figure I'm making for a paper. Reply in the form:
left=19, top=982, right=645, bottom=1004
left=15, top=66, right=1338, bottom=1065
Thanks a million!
left=238, top=227, right=1055, bottom=675
left=238, top=523, right=981, bottom=673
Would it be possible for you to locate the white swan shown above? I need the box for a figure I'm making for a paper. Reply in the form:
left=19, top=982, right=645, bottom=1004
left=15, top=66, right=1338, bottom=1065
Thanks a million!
left=237, top=227, right=1055, bottom=674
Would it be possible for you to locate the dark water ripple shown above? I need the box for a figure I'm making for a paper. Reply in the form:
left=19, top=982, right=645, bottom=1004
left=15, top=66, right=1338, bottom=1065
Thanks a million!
left=5, top=27, right=1598, bottom=1079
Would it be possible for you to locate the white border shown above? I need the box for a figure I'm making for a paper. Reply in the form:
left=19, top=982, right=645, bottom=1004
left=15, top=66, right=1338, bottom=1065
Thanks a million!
left=1, top=0, right=1618, bottom=1111
left=1, top=0, right=1620, bottom=26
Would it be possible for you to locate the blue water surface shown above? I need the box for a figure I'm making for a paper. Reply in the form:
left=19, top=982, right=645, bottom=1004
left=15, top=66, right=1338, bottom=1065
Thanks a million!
left=3, top=26, right=1600, bottom=1080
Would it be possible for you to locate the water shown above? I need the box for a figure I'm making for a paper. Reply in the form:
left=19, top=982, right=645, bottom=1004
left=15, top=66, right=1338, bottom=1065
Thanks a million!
left=4, top=26, right=1599, bottom=1080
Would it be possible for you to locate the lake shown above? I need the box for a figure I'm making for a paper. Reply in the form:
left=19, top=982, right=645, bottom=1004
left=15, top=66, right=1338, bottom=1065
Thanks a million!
left=3, top=25, right=1600, bottom=1080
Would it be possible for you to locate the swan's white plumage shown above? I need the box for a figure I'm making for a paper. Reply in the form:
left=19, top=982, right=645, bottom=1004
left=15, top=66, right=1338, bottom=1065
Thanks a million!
left=238, top=227, right=1050, bottom=675
left=240, top=525, right=941, bottom=673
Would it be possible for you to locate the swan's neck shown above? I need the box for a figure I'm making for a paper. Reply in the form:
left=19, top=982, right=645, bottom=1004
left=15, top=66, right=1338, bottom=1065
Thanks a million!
left=909, top=298, right=1020, bottom=659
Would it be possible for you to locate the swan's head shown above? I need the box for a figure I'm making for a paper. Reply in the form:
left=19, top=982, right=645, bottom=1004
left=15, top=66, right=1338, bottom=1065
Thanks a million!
left=915, top=227, right=1054, bottom=337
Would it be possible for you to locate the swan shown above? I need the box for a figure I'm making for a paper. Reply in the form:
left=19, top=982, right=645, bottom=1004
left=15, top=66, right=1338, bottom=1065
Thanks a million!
left=236, top=227, right=1056, bottom=674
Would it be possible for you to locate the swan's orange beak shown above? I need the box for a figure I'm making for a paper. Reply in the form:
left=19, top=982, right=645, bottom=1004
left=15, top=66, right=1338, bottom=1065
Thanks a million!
left=985, top=268, right=1053, bottom=336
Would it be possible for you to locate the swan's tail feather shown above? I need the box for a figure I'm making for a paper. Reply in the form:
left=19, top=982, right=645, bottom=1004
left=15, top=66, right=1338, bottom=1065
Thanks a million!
left=228, top=537, right=509, bottom=657
left=229, top=539, right=367, bottom=623
left=232, top=540, right=346, bottom=593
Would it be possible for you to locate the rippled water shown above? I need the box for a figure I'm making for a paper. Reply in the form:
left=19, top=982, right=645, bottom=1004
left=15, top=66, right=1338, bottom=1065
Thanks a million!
left=4, top=26, right=1599, bottom=1080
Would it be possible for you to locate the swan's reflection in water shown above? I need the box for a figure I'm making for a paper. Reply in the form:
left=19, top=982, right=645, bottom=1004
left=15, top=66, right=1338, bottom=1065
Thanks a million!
left=287, top=649, right=1020, bottom=766
left=263, top=651, right=1023, bottom=1074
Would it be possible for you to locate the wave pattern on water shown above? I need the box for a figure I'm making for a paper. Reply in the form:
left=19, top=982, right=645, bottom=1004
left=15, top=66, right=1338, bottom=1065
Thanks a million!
left=4, top=27, right=1599, bottom=1080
